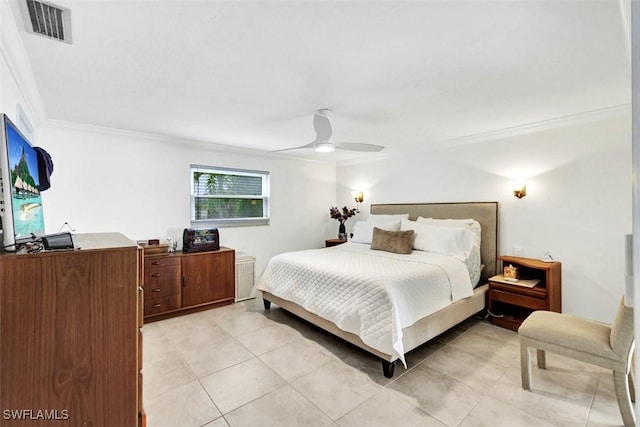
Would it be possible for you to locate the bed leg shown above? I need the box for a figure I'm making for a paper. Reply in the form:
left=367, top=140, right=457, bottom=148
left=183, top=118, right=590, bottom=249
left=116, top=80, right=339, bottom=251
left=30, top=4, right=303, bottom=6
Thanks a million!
left=382, top=360, right=396, bottom=378
left=263, top=299, right=271, bottom=310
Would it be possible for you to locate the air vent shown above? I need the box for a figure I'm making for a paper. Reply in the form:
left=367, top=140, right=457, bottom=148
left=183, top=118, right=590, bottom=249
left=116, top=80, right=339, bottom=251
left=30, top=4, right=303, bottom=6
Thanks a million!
left=21, top=0, right=72, bottom=44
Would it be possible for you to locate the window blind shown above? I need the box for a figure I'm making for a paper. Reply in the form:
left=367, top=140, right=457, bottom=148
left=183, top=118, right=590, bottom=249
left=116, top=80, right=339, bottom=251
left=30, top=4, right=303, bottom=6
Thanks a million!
left=190, top=166, right=270, bottom=227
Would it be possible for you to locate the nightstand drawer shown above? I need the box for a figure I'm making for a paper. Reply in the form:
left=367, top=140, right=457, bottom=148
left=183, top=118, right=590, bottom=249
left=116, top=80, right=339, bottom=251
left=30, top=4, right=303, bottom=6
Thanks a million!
left=144, top=295, right=180, bottom=316
left=490, top=288, right=547, bottom=310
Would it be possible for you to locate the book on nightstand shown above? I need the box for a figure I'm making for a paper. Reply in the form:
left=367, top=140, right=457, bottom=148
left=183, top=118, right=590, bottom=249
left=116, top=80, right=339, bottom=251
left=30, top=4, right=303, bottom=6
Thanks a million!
left=489, top=274, right=540, bottom=288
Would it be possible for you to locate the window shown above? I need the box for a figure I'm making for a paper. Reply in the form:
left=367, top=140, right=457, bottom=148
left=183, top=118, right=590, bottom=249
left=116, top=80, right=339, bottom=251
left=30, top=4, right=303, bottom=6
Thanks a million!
left=190, top=166, right=270, bottom=227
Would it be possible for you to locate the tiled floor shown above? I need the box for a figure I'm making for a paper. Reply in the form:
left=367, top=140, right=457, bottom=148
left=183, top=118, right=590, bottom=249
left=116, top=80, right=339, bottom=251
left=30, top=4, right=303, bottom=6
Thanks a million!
left=143, top=298, right=628, bottom=426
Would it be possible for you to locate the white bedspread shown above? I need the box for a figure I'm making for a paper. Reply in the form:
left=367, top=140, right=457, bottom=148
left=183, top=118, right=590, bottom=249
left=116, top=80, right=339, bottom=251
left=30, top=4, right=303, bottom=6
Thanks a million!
left=255, top=242, right=473, bottom=366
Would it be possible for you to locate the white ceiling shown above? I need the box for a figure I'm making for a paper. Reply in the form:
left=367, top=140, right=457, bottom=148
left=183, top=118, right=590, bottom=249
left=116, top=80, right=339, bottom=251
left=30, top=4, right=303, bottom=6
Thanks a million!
left=8, top=0, right=631, bottom=163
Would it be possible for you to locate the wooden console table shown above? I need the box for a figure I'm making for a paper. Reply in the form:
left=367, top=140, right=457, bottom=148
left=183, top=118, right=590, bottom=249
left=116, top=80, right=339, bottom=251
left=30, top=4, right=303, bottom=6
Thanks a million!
left=143, top=247, right=235, bottom=322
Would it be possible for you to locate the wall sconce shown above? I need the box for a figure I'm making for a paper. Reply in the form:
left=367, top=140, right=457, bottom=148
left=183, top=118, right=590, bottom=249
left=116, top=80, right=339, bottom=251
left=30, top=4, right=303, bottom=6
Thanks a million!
left=352, top=191, right=364, bottom=212
left=514, top=185, right=527, bottom=199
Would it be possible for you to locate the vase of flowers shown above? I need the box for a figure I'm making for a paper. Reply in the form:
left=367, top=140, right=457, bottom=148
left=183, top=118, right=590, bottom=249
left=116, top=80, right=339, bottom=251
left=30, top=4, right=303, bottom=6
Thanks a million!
left=330, top=206, right=357, bottom=240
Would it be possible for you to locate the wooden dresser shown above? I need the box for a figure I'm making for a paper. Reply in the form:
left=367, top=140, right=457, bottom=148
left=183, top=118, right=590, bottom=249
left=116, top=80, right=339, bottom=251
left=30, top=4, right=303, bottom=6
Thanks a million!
left=143, top=247, right=235, bottom=322
left=0, top=233, right=144, bottom=427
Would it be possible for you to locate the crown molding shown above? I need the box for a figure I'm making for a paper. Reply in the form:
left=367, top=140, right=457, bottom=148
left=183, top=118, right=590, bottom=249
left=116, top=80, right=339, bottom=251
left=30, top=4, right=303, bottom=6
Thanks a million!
left=44, top=118, right=338, bottom=165
left=338, top=104, right=631, bottom=167
left=434, top=104, right=630, bottom=148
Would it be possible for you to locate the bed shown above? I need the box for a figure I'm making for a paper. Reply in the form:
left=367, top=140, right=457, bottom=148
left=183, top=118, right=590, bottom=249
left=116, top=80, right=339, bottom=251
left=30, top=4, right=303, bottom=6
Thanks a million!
left=256, top=201, right=498, bottom=377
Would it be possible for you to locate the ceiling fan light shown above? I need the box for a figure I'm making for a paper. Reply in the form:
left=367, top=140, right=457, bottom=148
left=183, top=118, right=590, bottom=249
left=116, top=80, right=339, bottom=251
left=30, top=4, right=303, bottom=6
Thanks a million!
left=314, top=142, right=335, bottom=153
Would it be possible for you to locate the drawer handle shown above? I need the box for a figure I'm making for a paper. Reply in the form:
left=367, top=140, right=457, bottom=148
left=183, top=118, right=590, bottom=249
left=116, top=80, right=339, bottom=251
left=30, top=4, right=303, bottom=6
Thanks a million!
left=152, top=288, right=161, bottom=293
left=151, top=273, right=160, bottom=278
left=151, top=261, right=161, bottom=266
left=152, top=303, right=161, bottom=308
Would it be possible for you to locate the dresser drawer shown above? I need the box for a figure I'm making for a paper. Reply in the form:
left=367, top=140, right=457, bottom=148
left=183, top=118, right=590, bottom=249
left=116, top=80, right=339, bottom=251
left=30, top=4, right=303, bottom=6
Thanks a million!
left=144, top=295, right=180, bottom=316
left=144, top=255, right=180, bottom=270
left=145, top=281, right=180, bottom=298
left=489, top=288, right=547, bottom=310
left=144, top=265, right=181, bottom=293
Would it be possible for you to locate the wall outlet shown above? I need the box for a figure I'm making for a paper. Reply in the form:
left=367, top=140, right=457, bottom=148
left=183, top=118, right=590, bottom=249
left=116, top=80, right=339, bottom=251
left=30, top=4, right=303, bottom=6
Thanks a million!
left=513, top=246, right=524, bottom=257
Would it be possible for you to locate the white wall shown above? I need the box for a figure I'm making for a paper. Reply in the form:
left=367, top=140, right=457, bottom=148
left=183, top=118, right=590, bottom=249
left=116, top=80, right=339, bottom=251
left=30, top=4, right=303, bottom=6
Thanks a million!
left=37, top=123, right=336, bottom=274
left=1, top=0, right=339, bottom=277
left=2, top=0, right=632, bottom=321
left=2, top=0, right=337, bottom=274
left=337, top=113, right=632, bottom=322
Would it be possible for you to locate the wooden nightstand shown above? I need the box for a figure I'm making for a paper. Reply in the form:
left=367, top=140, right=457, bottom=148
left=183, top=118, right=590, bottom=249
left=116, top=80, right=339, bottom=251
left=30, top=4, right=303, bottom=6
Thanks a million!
left=325, top=238, right=347, bottom=247
left=488, top=256, right=561, bottom=331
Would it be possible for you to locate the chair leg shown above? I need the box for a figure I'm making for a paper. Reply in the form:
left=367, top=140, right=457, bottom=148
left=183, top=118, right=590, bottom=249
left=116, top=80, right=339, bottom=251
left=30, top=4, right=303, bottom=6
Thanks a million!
left=536, top=349, right=546, bottom=369
left=520, top=343, right=532, bottom=390
left=613, top=370, right=636, bottom=427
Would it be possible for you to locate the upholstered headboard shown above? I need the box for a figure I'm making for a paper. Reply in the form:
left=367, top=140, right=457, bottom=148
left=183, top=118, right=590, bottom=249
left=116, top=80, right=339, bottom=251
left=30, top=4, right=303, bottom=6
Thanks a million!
left=370, top=202, right=499, bottom=282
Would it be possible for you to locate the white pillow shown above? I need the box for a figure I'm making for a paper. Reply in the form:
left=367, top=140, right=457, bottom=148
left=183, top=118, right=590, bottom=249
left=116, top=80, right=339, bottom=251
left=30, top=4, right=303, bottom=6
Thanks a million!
left=417, top=217, right=481, bottom=247
left=366, top=214, right=409, bottom=224
left=351, top=220, right=401, bottom=244
left=401, top=218, right=474, bottom=260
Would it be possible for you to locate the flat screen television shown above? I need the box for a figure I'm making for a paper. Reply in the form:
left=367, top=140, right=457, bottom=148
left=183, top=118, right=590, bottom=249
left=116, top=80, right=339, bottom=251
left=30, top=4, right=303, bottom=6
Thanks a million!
left=0, top=113, right=45, bottom=250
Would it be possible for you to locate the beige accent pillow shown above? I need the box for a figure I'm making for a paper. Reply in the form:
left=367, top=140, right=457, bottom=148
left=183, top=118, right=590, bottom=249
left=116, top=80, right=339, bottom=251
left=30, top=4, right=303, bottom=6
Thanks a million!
left=370, top=227, right=414, bottom=254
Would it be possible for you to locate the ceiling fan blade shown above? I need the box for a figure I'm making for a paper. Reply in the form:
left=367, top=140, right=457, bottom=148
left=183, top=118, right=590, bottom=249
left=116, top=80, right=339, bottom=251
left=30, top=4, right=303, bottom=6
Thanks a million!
left=272, top=109, right=384, bottom=154
left=313, top=109, right=332, bottom=141
left=333, top=141, right=385, bottom=152
left=270, top=141, right=316, bottom=152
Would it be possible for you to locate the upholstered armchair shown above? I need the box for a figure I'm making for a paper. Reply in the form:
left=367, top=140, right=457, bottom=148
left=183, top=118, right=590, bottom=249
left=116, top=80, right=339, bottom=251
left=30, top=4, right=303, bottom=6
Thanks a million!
left=519, top=297, right=635, bottom=426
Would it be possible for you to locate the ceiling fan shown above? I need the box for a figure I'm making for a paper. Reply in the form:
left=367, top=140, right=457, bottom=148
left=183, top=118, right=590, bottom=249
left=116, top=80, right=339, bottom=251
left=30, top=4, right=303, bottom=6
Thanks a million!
left=277, top=109, right=385, bottom=153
